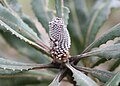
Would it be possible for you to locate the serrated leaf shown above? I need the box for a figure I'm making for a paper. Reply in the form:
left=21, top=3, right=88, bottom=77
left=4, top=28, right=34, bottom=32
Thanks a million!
left=1, top=31, right=50, bottom=63
left=0, top=4, right=39, bottom=42
left=85, top=0, right=120, bottom=46
left=83, top=23, right=120, bottom=53
left=48, top=71, right=63, bottom=86
left=0, top=20, right=50, bottom=56
left=0, top=1, right=50, bottom=63
left=82, top=43, right=120, bottom=59
left=5, top=0, right=41, bottom=36
left=75, top=66, right=114, bottom=83
left=66, top=63, right=98, bottom=86
left=0, top=4, right=51, bottom=53
left=31, top=0, right=52, bottom=33
left=21, top=14, right=41, bottom=36
left=104, top=72, right=120, bottom=86
left=0, top=57, right=51, bottom=71
left=0, top=68, right=22, bottom=75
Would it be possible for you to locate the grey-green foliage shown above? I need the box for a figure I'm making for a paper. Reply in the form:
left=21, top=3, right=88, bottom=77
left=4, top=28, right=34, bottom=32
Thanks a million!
left=0, top=0, right=51, bottom=63
left=31, top=0, right=53, bottom=33
left=66, top=63, right=98, bottom=86
left=85, top=0, right=120, bottom=46
left=0, top=57, right=50, bottom=71
left=82, top=23, right=120, bottom=53
left=104, top=72, right=120, bottom=86
left=0, top=0, right=120, bottom=86
left=6, top=0, right=41, bottom=36
left=81, top=43, right=120, bottom=59
left=0, top=71, right=52, bottom=86
left=48, top=71, right=62, bottom=86
left=75, top=66, right=115, bottom=83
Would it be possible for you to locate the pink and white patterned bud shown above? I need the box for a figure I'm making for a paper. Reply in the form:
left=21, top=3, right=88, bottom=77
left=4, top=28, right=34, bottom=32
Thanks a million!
left=49, top=17, right=71, bottom=62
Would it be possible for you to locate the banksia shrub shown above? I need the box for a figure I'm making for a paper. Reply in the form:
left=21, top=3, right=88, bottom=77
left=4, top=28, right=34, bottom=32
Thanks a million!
left=0, top=0, right=120, bottom=86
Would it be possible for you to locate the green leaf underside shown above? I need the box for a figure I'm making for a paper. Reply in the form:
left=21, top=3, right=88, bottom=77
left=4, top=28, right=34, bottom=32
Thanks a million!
left=66, top=63, right=98, bottom=86
left=85, top=0, right=120, bottom=46
left=75, top=66, right=115, bottom=83
left=83, top=23, right=120, bottom=53
left=0, top=57, right=51, bottom=71
left=82, top=43, right=120, bottom=59
left=104, top=72, right=120, bottom=86
left=0, top=20, right=50, bottom=56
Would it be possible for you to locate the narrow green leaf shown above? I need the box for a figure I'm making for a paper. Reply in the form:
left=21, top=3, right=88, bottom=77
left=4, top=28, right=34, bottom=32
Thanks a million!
left=0, top=0, right=9, bottom=8
left=0, top=68, right=22, bottom=75
left=31, top=0, right=52, bottom=33
left=47, top=10, right=55, bottom=21
left=104, top=72, right=120, bottom=86
left=0, top=77, right=42, bottom=86
left=21, top=14, right=41, bottom=36
left=0, top=4, right=39, bottom=42
left=0, top=20, right=50, bottom=56
left=63, top=7, right=70, bottom=25
left=83, top=23, right=120, bottom=53
left=64, top=0, right=84, bottom=53
left=0, top=31, right=50, bottom=63
left=75, top=66, right=115, bottom=83
left=82, top=43, right=120, bottom=59
left=66, top=63, right=98, bottom=86
left=85, top=0, right=120, bottom=46
left=73, top=0, right=88, bottom=28
left=6, top=0, right=22, bottom=15
left=0, top=72, right=52, bottom=86
left=0, top=0, right=50, bottom=64
left=0, top=57, right=51, bottom=71
left=55, top=0, right=62, bottom=18
left=55, top=0, right=70, bottom=25
left=0, top=4, right=50, bottom=52
left=49, top=70, right=63, bottom=86
left=5, top=0, right=41, bottom=36
left=109, top=59, right=120, bottom=71
left=91, top=58, right=107, bottom=68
